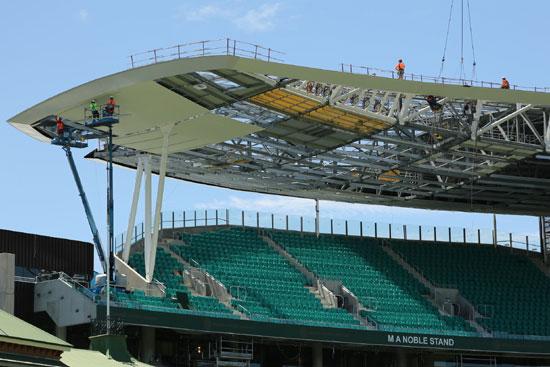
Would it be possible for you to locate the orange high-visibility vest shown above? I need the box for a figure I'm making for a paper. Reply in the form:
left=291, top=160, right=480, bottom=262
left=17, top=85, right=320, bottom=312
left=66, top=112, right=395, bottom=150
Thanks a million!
left=396, top=62, right=405, bottom=71
left=501, top=80, right=510, bottom=89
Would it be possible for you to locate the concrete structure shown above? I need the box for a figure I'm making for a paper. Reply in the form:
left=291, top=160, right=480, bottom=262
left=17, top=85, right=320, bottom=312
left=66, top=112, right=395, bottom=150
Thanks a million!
left=0, top=253, right=14, bottom=314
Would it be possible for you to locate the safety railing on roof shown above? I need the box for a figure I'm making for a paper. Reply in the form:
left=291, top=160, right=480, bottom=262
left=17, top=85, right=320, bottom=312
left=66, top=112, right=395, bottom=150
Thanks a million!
left=340, top=63, right=550, bottom=93
left=114, top=209, right=542, bottom=256
left=128, top=38, right=284, bottom=68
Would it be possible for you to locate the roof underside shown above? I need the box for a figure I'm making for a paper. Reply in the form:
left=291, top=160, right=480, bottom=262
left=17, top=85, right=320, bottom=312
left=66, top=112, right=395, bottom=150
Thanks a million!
left=9, top=56, right=550, bottom=216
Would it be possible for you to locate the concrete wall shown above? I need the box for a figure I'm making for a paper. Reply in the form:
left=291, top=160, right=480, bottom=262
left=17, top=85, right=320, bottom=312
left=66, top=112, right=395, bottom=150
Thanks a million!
left=0, top=253, right=15, bottom=314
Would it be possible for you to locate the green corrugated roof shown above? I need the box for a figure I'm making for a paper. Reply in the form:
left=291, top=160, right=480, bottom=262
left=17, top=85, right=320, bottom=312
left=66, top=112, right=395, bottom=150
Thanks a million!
left=61, top=349, right=151, bottom=367
left=0, top=309, right=71, bottom=350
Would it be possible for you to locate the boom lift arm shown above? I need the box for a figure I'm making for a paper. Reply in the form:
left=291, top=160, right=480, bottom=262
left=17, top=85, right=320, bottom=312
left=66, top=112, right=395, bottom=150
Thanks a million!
left=62, top=145, right=108, bottom=273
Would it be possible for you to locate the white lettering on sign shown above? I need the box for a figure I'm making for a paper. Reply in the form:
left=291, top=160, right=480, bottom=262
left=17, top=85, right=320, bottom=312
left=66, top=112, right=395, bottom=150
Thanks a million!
left=387, top=334, right=455, bottom=347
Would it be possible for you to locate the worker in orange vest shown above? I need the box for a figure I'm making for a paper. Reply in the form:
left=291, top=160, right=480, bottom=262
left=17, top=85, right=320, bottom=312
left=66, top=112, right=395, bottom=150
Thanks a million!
left=501, top=77, right=510, bottom=89
left=104, top=96, right=116, bottom=116
left=55, top=116, right=64, bottom=136
left=395, top=59, right=405, bottom=80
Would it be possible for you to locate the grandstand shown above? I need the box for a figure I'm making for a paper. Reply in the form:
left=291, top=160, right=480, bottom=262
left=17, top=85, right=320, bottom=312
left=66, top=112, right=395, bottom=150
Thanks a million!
left=6, top=39, right=550, bottom=366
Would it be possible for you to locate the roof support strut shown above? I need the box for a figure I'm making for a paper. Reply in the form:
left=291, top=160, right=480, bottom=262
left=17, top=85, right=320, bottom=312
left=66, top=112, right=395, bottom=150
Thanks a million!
left=147, top=123, right=175, bottom=283
left=122, top=156, right=145, bottom=263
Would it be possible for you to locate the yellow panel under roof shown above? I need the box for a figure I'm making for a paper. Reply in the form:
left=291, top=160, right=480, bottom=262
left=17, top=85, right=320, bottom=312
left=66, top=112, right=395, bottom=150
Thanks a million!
left=250, top=88, right=320, bottom=115
left=308, top=105, right=389, bottom=135
left=250, top=88, right=390, bottom=136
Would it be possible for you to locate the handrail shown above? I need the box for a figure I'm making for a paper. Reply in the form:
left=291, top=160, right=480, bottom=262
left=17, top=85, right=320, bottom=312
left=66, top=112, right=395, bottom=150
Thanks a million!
left=115, top=209, right=541, bottom=256
left=128, top=38, right=284, bottom=69
left=340, top=63, right=550, bottom=93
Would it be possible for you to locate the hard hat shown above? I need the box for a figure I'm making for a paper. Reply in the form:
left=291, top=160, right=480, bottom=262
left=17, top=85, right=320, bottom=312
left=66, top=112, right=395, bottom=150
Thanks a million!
left=91, top=99, right=96, bottom=102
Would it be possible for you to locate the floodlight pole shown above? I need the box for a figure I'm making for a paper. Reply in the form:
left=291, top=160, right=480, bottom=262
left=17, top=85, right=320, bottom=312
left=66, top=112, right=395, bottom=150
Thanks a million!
left=106, top=124, right=115, bottom=334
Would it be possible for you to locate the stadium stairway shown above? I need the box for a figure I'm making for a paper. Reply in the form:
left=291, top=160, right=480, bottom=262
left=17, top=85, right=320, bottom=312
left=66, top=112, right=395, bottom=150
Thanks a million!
left=171, top=228, right=363, bottom=329
left=268, top=230, right=478, bottom=336
left=158, top=240, right=248, bottom=320
left=127, top=246, right=240, bottom=318
left=381, top=243, right=490, bottom=336
left=389, top=239, right=550, bottom=338
left=261, top=234, right=375, bottom=328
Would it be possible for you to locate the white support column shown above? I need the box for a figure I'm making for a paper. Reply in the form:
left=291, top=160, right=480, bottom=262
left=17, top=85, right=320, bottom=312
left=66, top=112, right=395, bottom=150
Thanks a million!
left=397, top=94, right=413, bottom=123
left=315, top=199, right=320, bottom=238
left=122, top=157, right=144, bottom=263
left=148, top=123, right=174, bottom=283
left=144, top=155, right=153, bottom=282
left=470, top=100, right=484, bottom=140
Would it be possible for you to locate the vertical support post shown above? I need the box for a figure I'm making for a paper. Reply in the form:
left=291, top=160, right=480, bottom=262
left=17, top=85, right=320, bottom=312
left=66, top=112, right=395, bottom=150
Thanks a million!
left=256, top=212, right=260, bottom=229
left=434, top=226, right=437, bottom=242
left=493, top=213, right=498, bottom=248
left=509, top=233, right=513, bottom=249
left=477, top=229, right=481, bottom=245
left=463, top=228, right=466, bottom=244
left=143, top=155, right=152, bottom=280
left=419, top=225, right=422, bottom=241
left=194, top=210, right=197, bottom=227
left=130, top=55, right=134, bottom=68
left=331, top=219, right=334, bottom=235
left=389, top=223, right=392, bottom=239
left=149, top=123, right=174, bottom=283
left=375, top=223, right=378, bottom=238
left=403, top=225, right=407, bottom=240
left=134, top=226, right=137, bottom=243
left=215, top=210, right=219, bottom=227
left=183, top=211, right=186, bottom=228
left=448, top=227, right=452, bottom=243
left=241, top=211, right=245, bottom=227
left=204, top=209, right=207, bottom=226
left=172, top=211, right=175, bottom=229
left=106, top=124, right=115, bottom=333
left=300, top=217, right=303, bottom=233
left=360, top=222, right=363, bottom=237
left=526, top=236, right=529, bottom=252
left=286, top=215, right=289, bottom=230
left=271, top=213, right=274, bottom=230
left=123, top=157, right=144, bottom=262
left=315, top=199, right=320, bottom=238
left=345, top=220, right=348, bottom=236
left=226, top=209, right=229, bottom=226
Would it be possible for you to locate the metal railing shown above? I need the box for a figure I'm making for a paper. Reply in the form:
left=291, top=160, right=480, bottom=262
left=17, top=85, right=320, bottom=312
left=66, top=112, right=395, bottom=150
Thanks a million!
left=340, top=63, right=550, bottom=93
left=128, top=38, right=284, bottom=68
left=114, top=209, right=541, bottom=256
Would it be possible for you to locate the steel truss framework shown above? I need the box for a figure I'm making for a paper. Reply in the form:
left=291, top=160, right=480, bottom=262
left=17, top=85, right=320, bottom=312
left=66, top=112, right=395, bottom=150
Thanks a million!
left=88, top=67, right=550, bottom=216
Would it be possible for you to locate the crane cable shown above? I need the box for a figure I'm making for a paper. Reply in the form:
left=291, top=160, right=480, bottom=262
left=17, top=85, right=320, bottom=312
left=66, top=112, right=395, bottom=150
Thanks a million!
left=439, top=0, right=478, bottom=81
left=466, top=0, right=477, bottom=80
left=438, top=0, right=454, bottom=78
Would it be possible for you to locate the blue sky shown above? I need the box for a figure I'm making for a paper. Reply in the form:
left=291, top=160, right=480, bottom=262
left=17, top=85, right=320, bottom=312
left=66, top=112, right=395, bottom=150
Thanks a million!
left=0, top=1, right=546, bottom=263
